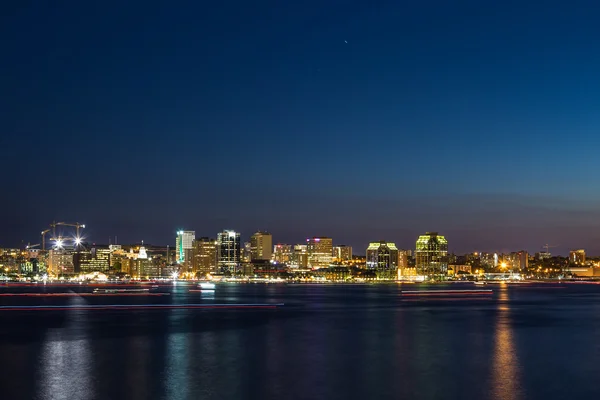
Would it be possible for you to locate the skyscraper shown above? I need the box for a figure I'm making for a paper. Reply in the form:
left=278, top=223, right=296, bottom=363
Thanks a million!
left=192, top=237, right=218, bottom=276
left=250, top=231, right=273, bottom=261
left=176, top=230, right=195, bottom=266
left=415, top=232, right=448, bottom=278
left=306, top=237, right=333, bottom=269
left=366, top=241, right=399, bottom=280
left=217, top=230, right=241, bottom=274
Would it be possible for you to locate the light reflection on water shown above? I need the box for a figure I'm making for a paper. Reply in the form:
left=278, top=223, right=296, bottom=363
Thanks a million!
left=492, top=287, right=522, bottom=400
left=39, top=310, right=93, bottom=400
left=2, top=283, right=600, bottom=399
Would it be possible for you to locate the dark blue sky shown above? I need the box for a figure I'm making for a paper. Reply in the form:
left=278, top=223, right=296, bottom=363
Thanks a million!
left=2, top=0, right=600, bottom=255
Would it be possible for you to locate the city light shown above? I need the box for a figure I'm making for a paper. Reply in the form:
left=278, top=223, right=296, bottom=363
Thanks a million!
left=74, top=237, right=82, bottom=246
left=55, top=239, right=63, bottom=249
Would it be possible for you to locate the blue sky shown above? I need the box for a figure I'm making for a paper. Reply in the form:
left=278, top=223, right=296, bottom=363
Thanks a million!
left=2, top=0, right=600, bottom=254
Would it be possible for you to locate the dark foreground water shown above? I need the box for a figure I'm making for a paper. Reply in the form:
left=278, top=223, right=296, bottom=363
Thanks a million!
left=1, top=282, right=600, bottom=400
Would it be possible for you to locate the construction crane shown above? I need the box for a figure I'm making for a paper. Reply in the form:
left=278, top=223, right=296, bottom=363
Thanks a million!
left=41, top=229, right=51, bottom=251
left=26, top=243, right=40, bottom=249
left=542, top=244, right=559, bottom=254
left=55, top=222, right=86, bottom=238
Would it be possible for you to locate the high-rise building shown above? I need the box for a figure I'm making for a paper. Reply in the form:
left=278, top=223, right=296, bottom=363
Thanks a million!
left=290, top=244, right=308, bottom=268
left=273, top=244, right=292, bottom=264
left=307, top=237, right=333, bottom=269
left=217, top=230, right=241, bottom=274
left=415, top=232, right=448, bottom=277
left=333, top=245, right=352, bottom=261
left=570, top=249, right=586, bottom=265
left=250, top=231, right=273, bottom=261
left=366, top=241, right=399, bottom=280
left=176, top=230, right=195, bottom=266
left=192, top=237, right=218, bottom=276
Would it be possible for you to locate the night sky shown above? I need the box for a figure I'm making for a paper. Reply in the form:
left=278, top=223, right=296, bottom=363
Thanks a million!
left=2, top=0, right=600, bottom=255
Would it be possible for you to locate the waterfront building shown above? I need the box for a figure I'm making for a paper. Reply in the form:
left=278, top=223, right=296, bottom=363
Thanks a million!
left=250, top=231, right=273, bottom=261
left=307, top=237, right=333, bottom=269
left=415, top=232, right=448, bottom=277
left=366, top=241, right=399, bottom=280
left=175, top=230, right=195, bottom=266
left=192, top=237, right=218, bottom=276
left=77, top=246, right=111, bottom=273
left=217, top=230, right=241, bottom=274
left=47, top=250, right=74, bottom=275
left=448, top=264, right=472, bottom=276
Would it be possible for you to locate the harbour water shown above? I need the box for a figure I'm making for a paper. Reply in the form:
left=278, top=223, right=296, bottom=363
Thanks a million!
left=1, top=282, right=600, bottom=400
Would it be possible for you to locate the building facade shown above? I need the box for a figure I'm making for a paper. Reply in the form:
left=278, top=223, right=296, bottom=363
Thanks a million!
left=415, top=232, right=448, bottom=277
left=366, top=241, right=399, bottom=280
left=333, top=245, right=353, bottom=261
left=273, top=244, right=292, bottom=264
left=570, top=249, right=586, bottom=265
left=47, top=250, right=74, bottom=275
left=307, top=237, right=333, bottom=269
left=217, top=230, right=241, bottom=274
left=176, top=230, right=195, bottom=266
left=250, top=231, right=273, bottom=261
left=192, top=237, right=218, bottom=276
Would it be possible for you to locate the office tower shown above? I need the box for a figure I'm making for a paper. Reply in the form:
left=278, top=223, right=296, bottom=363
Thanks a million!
left=78, top=246, right=111, bottom=273
left=250, top=231, right=273, bottom=261
left=333, top=245, right=352, bottom=261
left=217, top=230, right=241, bottom=274
left=570, top=249, right=586, bottom=265
left=307, top=237, right=333, bottom=269
left=415, top=232, right=448, bottom=277
left=273, top=244, right=292, bottom=264
left=366, top=241, right=399, bottom=280
left=176, top=230, right=195, bottom=266
left=192, top=237, right=218, bottom=276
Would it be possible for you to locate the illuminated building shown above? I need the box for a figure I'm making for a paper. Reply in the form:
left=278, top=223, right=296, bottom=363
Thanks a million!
left=175, top=230, right=195, bottom=266
left=570, top=249, right=586, bottom=265
left=192, top=237, right=218, bottom=276
left=47, top=250, right=74, bottom=275
left=536, top=251, right=551, bottom=260
left=333, top=245, right=352, bottom=261
left=366, top=241, right=399, bottom=280
left=217, top=230, right=241, bottom=273
left=273, top=244, right=292, bottom=264
left=307, top=237, right=333, bottom=269
left=415, top=232, right=448, bottom=277
left=250, top=231, right=273, bottom=261
left=77, top=246, right=111, bottom=273
left=242, top=242, right=252, bottom=262
left=448, top=265, right=472, bottom=276
left=513, top=251, right=528, bottom=270
left=291, top=244, right=308, bottom=268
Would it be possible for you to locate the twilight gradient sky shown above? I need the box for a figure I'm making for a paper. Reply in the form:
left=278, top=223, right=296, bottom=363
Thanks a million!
left=2, top=0, right=600, bottom=254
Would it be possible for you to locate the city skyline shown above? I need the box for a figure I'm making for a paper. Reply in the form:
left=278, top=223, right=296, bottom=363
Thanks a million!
left=2, top=221, right=593, bottom=258
left=3, top=2, right=600, bottom=254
